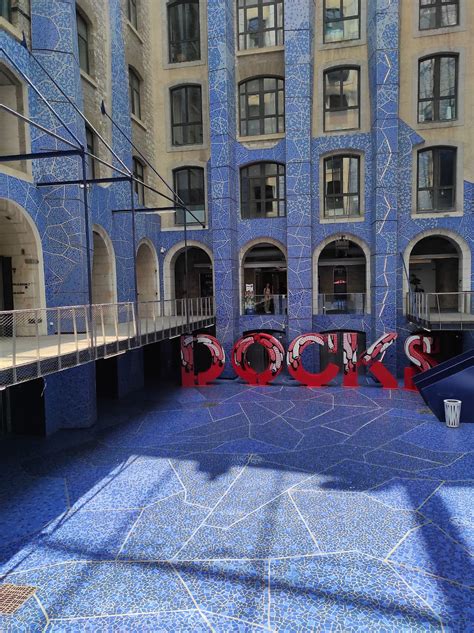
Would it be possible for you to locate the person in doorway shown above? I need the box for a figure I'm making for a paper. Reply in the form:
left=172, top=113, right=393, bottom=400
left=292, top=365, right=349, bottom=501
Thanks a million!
left=264, top=283, right=272, bottom=314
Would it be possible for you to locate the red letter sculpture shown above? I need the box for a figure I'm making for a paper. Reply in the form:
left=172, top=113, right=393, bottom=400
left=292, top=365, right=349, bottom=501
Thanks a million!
left=404, top=334, right=438, bottom=390
left=181, top=334, right=226, bottom=386
left=343, top=332, right=398, bottom=389
left=287, top=333, right=339, bottom=386
left=232, top=332, right=285, bottom=385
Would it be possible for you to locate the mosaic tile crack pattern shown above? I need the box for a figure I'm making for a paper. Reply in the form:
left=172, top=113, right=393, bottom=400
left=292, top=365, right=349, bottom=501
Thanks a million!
left=0, top=381, right=472, bottom=631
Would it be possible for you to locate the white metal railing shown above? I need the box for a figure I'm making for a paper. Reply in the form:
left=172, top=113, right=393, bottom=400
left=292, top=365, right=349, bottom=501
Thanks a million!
left=406, top=291, right=474, bottom=330
left=0, top=297, right=215, bottom=387
left=317, top=293, right=366, bottom=315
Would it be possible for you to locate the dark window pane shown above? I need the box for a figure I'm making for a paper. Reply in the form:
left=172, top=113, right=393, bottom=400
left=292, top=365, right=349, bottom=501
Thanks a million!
left=240, top=162, right=286, bottom=218
left=419, top=0, right=458, bottom=30
left=417, top=147, right=456, bottom=212
left=239, top=76, right=285, bottom=137
left=324, top=154, right=360, bottom=217
left=324, top=0, right=360, bottom=43
left=168, top=0, right=201, bottom=63
left=76, top=11, right=90, bottom=74
left=418, top=55, right=457, bottom=123
left=171, top=85, right=203, bottom=146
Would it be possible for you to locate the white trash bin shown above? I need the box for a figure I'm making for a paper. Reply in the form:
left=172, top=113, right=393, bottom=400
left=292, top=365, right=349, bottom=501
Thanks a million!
left=444, top=399, right=462, bottom=428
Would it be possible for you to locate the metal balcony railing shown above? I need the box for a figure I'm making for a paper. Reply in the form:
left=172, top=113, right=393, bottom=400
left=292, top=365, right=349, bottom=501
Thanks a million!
left=406, top=291, right=474, bottom=330
left=317, top=293, right=366, bottom=315
left=0, top=297, right=215, bottom=388
left=242, top=294, right=288, bottom=316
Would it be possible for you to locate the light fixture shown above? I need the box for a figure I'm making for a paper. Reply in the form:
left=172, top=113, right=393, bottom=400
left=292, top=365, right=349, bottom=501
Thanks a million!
left=160, top=246, right=166, bottom=254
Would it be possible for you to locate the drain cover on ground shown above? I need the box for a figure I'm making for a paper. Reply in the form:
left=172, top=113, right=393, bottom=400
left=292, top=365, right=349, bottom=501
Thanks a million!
left=0, top=584, right=37, bottom=614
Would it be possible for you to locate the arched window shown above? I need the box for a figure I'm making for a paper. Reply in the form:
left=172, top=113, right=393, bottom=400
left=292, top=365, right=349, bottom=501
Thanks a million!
left=240, top=163, right=286, bottom=219
left=418, top=54, right=458, bottom=123
left=173, top=166, right=205, bottom=225
left=419, top=0, right=459, bottom=30
left=0, top=1, right=12, bottom=22
left=129, top=67, right=142, bottom=119
left=241, top=242, right=287, bottom=314
left=76, top=8, right=90, bottom=74
left=239, top=77, right=285, bottom=136
left=170, top=85, right=203, bottom=146
left=324, top=66, right=360, bottom=131
left=417, top=147, right=456, bottom=213
left=133, top=156, right=145, bottom=205
left=168, top=0, right=201, bottom=63
left=323, top=154, right=360, bottom=218
left=128, top=0, right=138, bottom=29
left=238, top=0, right=284, bottom=50
left=323, top=0, right=360, bottom=43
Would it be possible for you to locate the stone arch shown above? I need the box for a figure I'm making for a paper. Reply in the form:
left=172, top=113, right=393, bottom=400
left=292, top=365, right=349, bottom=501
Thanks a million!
left=91, top=224, right=117, bottom=305
left=163, top=240, right=214, bottom=303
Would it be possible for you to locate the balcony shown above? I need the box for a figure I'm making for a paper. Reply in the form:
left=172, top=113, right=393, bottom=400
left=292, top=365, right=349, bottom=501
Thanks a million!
left=0, top=298, right=215, bottom=388
left=317, top=293, right=366, bottom=315
left=406, top=292, right=474, bottom=330
left=242, top=294, right=287, bottom=316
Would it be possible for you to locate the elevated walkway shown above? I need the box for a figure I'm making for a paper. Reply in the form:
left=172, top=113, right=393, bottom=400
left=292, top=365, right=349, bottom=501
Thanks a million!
left=0, top=298, right=214, bottom=388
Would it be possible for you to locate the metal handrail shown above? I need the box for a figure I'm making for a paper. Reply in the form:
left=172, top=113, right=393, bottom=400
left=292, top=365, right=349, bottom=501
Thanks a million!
left=0, top=298, right=216, bottom=388
left=317, top=293, right=366, bottom=315
left=406, top=291, right=474, bottom=329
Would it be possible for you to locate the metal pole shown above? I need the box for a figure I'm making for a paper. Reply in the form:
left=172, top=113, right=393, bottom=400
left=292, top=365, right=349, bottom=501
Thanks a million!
left=183, top=206, right=190, bottom=333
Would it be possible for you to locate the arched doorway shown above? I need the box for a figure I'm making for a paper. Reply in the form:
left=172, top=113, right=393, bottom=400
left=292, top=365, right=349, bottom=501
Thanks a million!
left=408, top=235, right=461, bottom=312
left=0, top=199, right=45, bottom=318
left=92, top=226, right=116, bottom=305
left=317, top=238, right=367, bottom=314
left=241, top=241, right=287, bottom=315
left=137, top=240, right=159, bottom=303
left=174, top=247, right=213, bottom=301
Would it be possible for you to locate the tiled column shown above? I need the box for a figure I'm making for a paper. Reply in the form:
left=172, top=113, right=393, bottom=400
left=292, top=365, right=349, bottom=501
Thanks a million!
left=208, top=0, right=239, bottom=374
left=284, top=0, right=315, bottom=343
left=368, top=0, right=400, bottom=374
left=31, top=0, right=97, bottom=428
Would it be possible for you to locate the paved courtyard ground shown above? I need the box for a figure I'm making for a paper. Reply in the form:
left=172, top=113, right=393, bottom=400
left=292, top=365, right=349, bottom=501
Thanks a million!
left=0, top=380, right=473, bottom=631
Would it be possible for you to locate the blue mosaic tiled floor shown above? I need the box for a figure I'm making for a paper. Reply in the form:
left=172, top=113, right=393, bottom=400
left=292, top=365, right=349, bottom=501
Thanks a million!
left=1, top=380, right=473, bottom=631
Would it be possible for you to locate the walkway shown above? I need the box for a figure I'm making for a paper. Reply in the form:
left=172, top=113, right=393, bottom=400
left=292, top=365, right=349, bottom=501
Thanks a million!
left=0, top=381, right=473, bottom=631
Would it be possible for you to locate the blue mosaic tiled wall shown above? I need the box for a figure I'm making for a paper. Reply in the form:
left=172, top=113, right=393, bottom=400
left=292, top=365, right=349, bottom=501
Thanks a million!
left=1, top=0, right=474, bottom=433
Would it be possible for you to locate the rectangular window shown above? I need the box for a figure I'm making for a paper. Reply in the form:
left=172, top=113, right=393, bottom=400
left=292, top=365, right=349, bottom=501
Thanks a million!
left=417, top=147, right=456, bottom=212
left=419, top=0, right=459, bottom=30
left=324, top=155, right=360, bottom=218
left=324, top=0, right=360, bottom=43
left=76, top=10, right=90, bottom=74
left=129, top=68, right=142, bottom=119
left=0, top=0, right=12, bottom=22
left=418, top=55, right=458, bottom=123
left=238, top=0, right=284, bottom=50
left=171, top=85, right=203, bottom=146
left=85, top=126, right=96, bottom=180
left=324, top=67, right=360, bottom=131
left=239, top=77, right=285, bottom=136
left=240, top=162, right=286, bottom=219
left=128, top=0, right=138, bottom=29
left=173, top=167, right=205, bottom=225
left=133, top=157, right=145, bottom=206
left=168, top=0, right=201, bottom=63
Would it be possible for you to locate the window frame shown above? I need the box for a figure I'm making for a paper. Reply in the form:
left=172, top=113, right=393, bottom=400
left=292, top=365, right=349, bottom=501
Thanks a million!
left=76, top=8, right=90, bottom=75
left=129, top=67, right=142, bottom=120
left=416, top=146, right=457, bottom=213
left=238, top=76, right=285, bottom=137
left=240, top=161, right=286, bottom=220
left=128, top=0, right=138, bottom=29
left=0, top=0, right=12, bottom=22
left=419, top=0, right=459, bottom=30
left=133, top=156, right=145, bottom=206
left=323, top=65, right=360, bottom=132
left=323, top=0, right=361, bottom=44
left=417, top=54, right=458, bottom=124
left=237, top=0, right=284, bottom=51
left=173, top=165, right=206, bottom=226
left=168, top=0, right=201, bottom=64
left=323, top=154, right=361, bottom=219
left=170, top=84, right=203, bottom=147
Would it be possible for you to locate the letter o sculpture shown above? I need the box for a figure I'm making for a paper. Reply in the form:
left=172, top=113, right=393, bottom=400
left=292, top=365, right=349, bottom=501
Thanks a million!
left=181, top=334, right=226, bottom=386
left=232, top=332, right=285, bottom=385
left=287, top=334, right=340, bottom=387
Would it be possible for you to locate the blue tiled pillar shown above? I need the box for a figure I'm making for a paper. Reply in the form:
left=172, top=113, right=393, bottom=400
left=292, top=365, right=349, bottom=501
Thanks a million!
left=44, top=365, right=97, bottom=433
left=368, top=0, right=400, bottom=373
left=209, top=0, right=239, bottom=375
left=285, top=0, right=315, bottom=342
